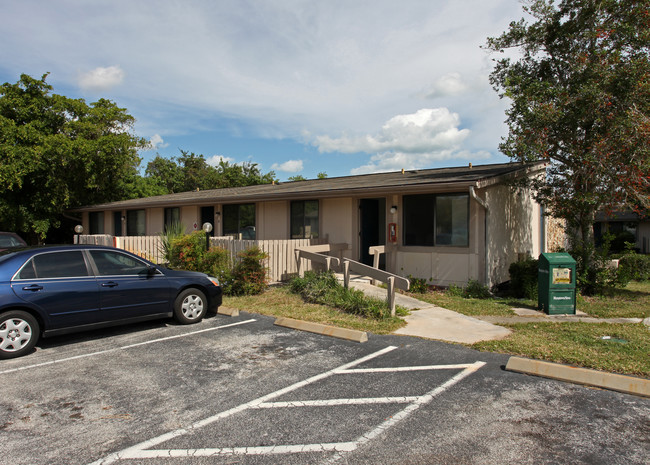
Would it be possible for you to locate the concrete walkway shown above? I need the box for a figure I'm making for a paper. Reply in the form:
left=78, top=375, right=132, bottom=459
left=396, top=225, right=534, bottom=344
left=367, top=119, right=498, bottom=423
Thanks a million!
left=346, top=280, right=512, bottom=344
left=346, top=279, right=649, bottom=345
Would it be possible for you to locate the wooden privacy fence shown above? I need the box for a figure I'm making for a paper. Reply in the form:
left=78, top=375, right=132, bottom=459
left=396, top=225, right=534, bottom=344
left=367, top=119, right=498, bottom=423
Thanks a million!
left=210, top=237, right=327, bottom=282
left=74, top=235, right=328, bottom=282
left=75, top=235, right=165, bottom=263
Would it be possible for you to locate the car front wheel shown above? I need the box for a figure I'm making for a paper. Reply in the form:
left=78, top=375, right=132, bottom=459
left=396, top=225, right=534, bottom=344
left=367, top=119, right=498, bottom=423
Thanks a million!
left=0, top=310, right=40, bottom=359
left=173, top=288, right=208, bottom=324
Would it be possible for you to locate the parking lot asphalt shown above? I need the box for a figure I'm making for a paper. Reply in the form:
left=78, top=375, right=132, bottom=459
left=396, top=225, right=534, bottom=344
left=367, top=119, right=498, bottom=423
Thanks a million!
left=1, top=311, right=648, bottom=465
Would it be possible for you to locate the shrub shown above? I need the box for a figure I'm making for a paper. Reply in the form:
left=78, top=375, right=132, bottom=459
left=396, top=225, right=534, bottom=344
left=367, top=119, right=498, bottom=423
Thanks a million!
left=617, top=253, right=650, bottom=283
left=226, top=247, right=269, bottom=296
left=464, top=280, right=491, bottom=299
left=446, top=284, right=465, bottom=297
left=158, top=221, right=185, bottom=264
left=168, top=231, right=208, bottom=272
left=407, top=275, right=429, bottom=294
left=444, top=280, right=491, bottom=299
left=289, top=270, right=393, bottom=319
left=168, top=231, right=232, bottom=288
left=509, top=258, right=539, bottom=300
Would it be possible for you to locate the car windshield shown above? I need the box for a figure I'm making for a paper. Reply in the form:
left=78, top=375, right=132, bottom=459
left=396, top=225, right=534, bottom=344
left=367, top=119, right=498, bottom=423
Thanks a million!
left=0, top=235, right=25, bottom=247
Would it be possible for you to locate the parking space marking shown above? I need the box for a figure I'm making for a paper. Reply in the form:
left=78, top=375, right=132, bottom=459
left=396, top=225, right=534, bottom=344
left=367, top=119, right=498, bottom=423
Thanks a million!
left=0, top=318, right=256, bottom=375
left=89, top=346, right=485, bottom=464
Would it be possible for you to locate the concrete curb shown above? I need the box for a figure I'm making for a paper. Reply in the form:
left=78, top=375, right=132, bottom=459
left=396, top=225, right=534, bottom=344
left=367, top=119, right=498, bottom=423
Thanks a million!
left=217, top=307, right=240, bottom=317
left=506, top=356, right=650, bottom=398
left=274, top=317, right=368, bottom=343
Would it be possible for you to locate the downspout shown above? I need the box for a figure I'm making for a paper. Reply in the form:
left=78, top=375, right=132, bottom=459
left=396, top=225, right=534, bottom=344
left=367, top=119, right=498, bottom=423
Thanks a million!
left=469, top=186, right=489, bottom=287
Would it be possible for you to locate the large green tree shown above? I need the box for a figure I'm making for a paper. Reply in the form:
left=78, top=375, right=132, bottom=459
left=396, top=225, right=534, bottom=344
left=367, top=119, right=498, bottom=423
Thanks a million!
left=0, top=73, right=148, bottom=240
left=486, top=0, right=650, bottom=291
left=145, top=150, right=276, bottom=192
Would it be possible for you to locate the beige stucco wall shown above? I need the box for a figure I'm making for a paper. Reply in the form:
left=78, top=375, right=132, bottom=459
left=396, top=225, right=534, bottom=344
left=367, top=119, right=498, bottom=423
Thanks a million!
left=321, top=198, right=355, bottom=259
left=484, top=184, right=541, bottom=286
left=148, top=208, right=163, bottom=236
left=180, top=206, right=198, bottom=234
left=258, top=201, right=288, bottom=239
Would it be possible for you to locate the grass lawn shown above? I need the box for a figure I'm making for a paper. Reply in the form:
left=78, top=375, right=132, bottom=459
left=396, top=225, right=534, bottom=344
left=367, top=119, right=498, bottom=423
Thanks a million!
left=222, top=285, right=406, bottom=335
left=409, top=281, right=650, bottom=319
left=409, top=290, right=525, bottom=316
left=577, top=281, right=650, bottom=319
left=222, top=281, right=649, bottom=377
left=473, top=322, right=650, bottom=377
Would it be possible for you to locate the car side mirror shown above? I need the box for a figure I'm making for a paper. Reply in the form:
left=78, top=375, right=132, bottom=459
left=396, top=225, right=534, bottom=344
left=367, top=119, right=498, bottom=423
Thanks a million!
left=147, top=266, right=158, bottom=276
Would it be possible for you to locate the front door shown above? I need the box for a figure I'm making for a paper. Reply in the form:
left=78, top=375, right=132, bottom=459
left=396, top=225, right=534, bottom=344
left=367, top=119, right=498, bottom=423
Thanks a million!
left=359, top=198, right=386, bottom=267
left=201, top=206, right=215, bottom=236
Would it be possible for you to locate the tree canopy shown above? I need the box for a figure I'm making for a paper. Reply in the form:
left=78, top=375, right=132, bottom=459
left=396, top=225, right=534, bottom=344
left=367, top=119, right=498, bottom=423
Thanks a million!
left=0, top=74, right=282, bottom=242
left=145, top=150, right=276, bottom=193
left=486, top=0, right=650, bottom=288
left=0, top=73, right=148, bottom=240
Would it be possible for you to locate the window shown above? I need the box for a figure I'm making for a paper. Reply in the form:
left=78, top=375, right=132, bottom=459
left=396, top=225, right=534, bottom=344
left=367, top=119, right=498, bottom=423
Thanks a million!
left=89, top=212, right=104, bottom=235
left=223, top=204, right=256, bottom=239
left=90, top=250, right=151, bottom=276
left=164, top=207, right=180, bottom=231
left=291, top=200, right=319, bottom=239
left=403, top=193, right=468, bottom=247
left=17, top=251, right=89, bottom=279
left=126, top=209, right=146, bottom=236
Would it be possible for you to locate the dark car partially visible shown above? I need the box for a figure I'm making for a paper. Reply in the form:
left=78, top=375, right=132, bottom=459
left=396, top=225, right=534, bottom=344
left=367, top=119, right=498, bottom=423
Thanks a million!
left=0, top=245, right=222, bottom=359
left=0, top=232, right=27, bottom=252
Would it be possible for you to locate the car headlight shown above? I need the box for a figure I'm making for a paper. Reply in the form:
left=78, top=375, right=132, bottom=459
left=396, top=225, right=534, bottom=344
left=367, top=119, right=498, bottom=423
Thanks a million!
left=207, top=276, right=220, bottom=287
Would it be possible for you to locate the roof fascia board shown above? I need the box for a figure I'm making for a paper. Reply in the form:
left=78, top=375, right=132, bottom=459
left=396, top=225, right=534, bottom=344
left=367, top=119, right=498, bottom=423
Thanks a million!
left=475, top=161, right=547, bottom=189
left=73, top=181, right=479, bottom=212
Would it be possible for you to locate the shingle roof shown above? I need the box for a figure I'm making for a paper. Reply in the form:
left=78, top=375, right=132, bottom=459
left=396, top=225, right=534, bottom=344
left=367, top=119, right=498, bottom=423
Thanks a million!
left=73, top=161, right=546, bottom=211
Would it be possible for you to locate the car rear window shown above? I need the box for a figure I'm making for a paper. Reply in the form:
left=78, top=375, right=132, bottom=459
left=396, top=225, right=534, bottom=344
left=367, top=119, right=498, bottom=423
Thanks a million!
left=16, top=251, right=89, bottom=279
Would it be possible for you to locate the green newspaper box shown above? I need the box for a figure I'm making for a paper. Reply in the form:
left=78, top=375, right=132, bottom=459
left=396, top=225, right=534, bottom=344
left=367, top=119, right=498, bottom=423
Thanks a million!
left=538, top=253, right=576, bottom=315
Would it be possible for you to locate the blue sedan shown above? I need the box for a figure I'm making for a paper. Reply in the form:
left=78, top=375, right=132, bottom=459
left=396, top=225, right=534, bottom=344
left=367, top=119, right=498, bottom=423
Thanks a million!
left=0, top=245, right=222, bottom=359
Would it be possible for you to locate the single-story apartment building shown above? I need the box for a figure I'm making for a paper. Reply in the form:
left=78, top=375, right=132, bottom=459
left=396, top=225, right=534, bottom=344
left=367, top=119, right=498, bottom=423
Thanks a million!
left=594, top=210, right=650, bottom=254
left=73, top=161, right=552, bottom=287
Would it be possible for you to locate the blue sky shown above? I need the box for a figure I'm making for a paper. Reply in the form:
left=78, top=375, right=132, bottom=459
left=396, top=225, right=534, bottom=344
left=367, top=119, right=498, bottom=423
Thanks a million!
left=0, top=0, right=525, bottom=180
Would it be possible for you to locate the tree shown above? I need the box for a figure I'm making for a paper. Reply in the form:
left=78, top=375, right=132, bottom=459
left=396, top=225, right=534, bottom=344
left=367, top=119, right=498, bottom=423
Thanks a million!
left=0, top=73, right=148, bottom=240
left=486, top=0, right=650, bottom=292
left=317, top=172, right=328, bottom=179
left=288, top=175, right=306, bottom=181
left=145, top=150, right=276, bottom=192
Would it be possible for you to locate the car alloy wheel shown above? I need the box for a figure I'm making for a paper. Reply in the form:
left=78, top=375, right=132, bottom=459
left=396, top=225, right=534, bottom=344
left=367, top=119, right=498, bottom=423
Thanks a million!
left=0, top=311, right=39, bottom=359
left=173, top=288, right=207, bottom=324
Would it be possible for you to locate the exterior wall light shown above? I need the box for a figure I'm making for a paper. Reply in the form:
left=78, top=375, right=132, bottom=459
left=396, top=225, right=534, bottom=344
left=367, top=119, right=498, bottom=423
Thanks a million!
left=390, top=206, right=398, bottom=214
left=202, top=222, right=213, bottom=250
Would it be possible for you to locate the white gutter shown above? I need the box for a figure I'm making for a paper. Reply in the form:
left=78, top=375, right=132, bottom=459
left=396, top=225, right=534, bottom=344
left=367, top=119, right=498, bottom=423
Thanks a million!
left=469, top=186, right=489, bottom=287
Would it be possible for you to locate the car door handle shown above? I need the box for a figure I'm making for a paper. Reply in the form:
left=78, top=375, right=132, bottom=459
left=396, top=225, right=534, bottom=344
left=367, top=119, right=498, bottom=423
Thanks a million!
left=101, top=282, right=118, bottom=288
left=22, top=284, right=43, bottom=291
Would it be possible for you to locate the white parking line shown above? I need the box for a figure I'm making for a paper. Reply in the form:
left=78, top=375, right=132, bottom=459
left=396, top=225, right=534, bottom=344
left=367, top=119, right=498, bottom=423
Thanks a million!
left=0, top=319, right=256, bottom=375
left=88, top=346, right=486, bottom=464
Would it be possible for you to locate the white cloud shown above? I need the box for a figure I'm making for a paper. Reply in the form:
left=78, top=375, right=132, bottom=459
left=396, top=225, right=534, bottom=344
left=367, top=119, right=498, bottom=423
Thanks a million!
left=350, top=149, right=492, bottom=175
left=315, top=108, right=469, bottom=154
left=78, top=66, right=125, bottom=92
left=0, top=1, right=523, bottom=176
left=206, top=155, right=236, bottom=166
left=271, top=160, right=304, bottom=173
left=148, top=134, right=168, bottom=150
left=314, top=107, right=494, bottom=174
left=424, top=73, right=468, bottom=98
